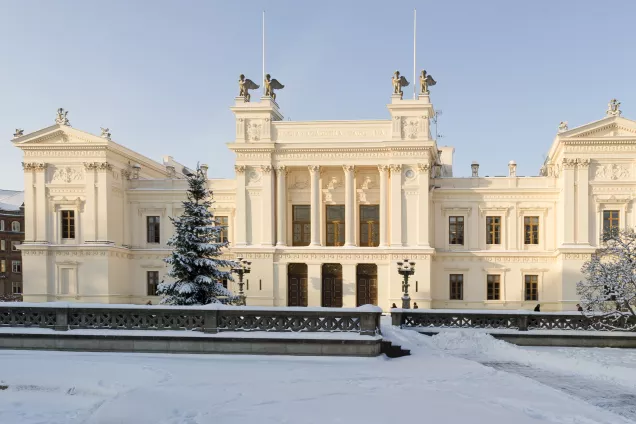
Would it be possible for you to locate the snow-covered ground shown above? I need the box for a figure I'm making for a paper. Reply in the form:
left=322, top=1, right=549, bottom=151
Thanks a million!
left=0, top=320, right=635, bottom=423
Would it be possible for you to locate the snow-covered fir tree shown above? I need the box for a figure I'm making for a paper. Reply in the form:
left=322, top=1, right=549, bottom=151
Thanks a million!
left=157, top=166, right=236, bottom=305
left=577, top=228, right=636, bottom=330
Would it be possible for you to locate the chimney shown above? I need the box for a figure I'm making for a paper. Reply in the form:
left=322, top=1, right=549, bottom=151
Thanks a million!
left=471, top=161, right=479, bottom=177
left=508, top=160, right=517, bottom=177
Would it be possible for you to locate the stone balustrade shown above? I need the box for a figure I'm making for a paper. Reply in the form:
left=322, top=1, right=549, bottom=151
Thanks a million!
left=391, top=309, right=636, bottom=332
left=0, top=303, right=382, bottom=336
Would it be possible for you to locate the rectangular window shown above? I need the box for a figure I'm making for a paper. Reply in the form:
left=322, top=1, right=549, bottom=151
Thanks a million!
left=0, top=260, right=5, bottom=273
left=449, top=216, right=464, bottom=245
left=12, top=282, right=22, bottom=295
left=487, top=274, right=500, bottom=300
left=0, top=240, right=4, bottom=251
left=524, top=216, right=539, bottom=245
left=603, top=210, right=619, bottom=237
left=326, top=205, right=345, bottom=246
left=61, top=210, right=75, bottom=239
left=216, top=216, right=229, bottom=243
left=11, top=221, right=20, bottom=232
left=524, top=275, right=538, bottom=301
left=147, top=216, right=160, bottom=243
left=486, top=216, right=501, bottom=245
left=292, top=205, right=311, bottom=246
left=0, top=220, right=3, bottom=231
left=11, top=260, right=21, bottom=274
left=11, top=241, right=19, bottom=252
left=449, top=274, right=464, bottom=300
left=359, top=205, right=379, bottom=247
left=147, top=271, right=159, bottom=295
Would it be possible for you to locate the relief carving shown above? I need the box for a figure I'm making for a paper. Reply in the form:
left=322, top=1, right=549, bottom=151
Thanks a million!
left=52, top=167, right=84, bottom=183
left=594, top=164, right=630, bottom=180
left=246, top=119, right=262, bottom=141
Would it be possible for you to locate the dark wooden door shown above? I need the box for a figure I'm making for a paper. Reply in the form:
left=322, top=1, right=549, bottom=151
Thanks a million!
left=322, top=264, right=343, bottom=308
left=287, top=263, right=308, bottom=307
left=356, top=264, right=378, bottom=306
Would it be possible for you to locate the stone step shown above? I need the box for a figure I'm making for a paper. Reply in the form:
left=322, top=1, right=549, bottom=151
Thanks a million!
left=380, top=340, right=411, bottom=358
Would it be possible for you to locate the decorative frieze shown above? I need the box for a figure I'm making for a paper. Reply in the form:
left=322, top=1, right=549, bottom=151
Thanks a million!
left=83, top=162, right=113, bottom=171
left=52, top=166, right=85, bottom=183
left=594, top=164, right=630, bottom=180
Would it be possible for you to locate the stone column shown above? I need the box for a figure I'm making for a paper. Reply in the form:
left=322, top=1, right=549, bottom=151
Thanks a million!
left=309, top=165, right=321, bottom=246
left=378, top=165, right=389, bottom=247
left=33, top=164, right=48, bottom=242
left=96, top=162, right=112, bottom=242
left=342, top=263, right=357, bottom=307
left=260, top=165, right=274, bottom=246
left=417, top=163, right=430, bottom=247
left=576, top=159, right=590, bottom=245
left=235, top=165, right=247, bottom=246
left=83, top=163, right=97, bottom=242
left=562, top=159, right=576, bottom=244
left=275, top=166, right=287, bottom=246
left=307, top=263, right=322, bottom=306
left=389, top=164, right=403, bottom=247
left=343, top=165, right=355, bottom=247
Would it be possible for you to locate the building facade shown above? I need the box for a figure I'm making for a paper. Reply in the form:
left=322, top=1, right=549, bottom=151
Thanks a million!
left=0, top=190, right=25, bottom=298
left=12, top=93, right=635, bottom=311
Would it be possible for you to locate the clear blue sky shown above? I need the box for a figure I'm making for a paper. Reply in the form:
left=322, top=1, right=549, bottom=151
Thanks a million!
left=1, top=1, right=635, bottom=190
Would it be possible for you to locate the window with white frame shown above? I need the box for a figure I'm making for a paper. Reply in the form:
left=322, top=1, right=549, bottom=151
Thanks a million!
left=524, top=275, right=538, bottom=301
left=486, top=274, right=500, bottom=300
left=11, top=221, right=20, bottom=232
left=61, top=210, right=75, bottom=239
left=449, top=216, right=465, bottom=245
left=524, top=216, right=540, bottom=245
left=12, top=282, right=22, bottom=294
left=12, top=260, right=21, bottom=273
left=486, top=216, right=501, bottom=245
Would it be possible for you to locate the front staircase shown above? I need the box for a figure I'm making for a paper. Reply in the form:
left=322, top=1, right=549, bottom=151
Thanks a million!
left=380, top=340, right=411, bottom=358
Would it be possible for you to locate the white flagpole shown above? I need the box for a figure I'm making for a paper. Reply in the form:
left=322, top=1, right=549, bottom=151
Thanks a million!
left=413, top=8, right=417, bottom=99
left=262, top=10, right=266, bottom=94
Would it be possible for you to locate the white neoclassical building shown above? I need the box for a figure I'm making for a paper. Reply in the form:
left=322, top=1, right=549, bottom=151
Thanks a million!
left=12, top=88, right=635, bottom=311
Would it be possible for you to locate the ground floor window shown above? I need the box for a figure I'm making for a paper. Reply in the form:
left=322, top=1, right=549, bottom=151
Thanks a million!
left=449, top=274, right=463, bottom=300
left=524, top=275, right=538, bottom=301
left=12, top=282, right=22, bottom=294
left=487, top=274, right=500, bottom=300
left=147, top=271, right=159, bottom=295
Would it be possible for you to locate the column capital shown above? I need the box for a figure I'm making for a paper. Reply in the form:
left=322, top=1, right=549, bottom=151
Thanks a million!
left=275, top=165, right=288, bottom=175
left=562, top=158, right=577, bottom=170
left=235, top=165, right=247, bottom=174
left=389, top=164, right=403, bottom=173
left=417, top=163, right=431, bottom=172
left=378, top=164, right=389, bottom=173
left=308, top=165, right=320, bottom=174
left=22, top=162, right=47, bottom=172
left=342, top=165, right=355, bottom=173
left=260, top=165, right=273, bottom=174
left=576, top=158, right=590, bottom=169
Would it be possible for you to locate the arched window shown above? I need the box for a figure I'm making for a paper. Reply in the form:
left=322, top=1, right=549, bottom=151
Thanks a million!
left=11, top=221, right=20, bottom=232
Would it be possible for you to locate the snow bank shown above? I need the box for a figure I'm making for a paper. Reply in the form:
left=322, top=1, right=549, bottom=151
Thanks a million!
left=429, top=330, right=636, bottom=391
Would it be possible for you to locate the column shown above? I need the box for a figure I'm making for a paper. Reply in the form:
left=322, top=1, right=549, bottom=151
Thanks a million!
left=389, top=164, right=403, bottom=247
left=343, top=165, right=355, bottom=247
left=307, top=263, right=322, bottom=306
left=342, top=263, right=356, bottom=307
left=309, top=165, right=321, bottom=246
left=34, top=165, right=48, bottom=242
left=576, top=159, right=590, bottom=245
left=261, top=165, right=274, bottom=246
left=235, top=165, right=247, bottom=246
left=417, top=163, right=430, bottom=247
left=22, top=164, right=36, bottom=241
left=562, top=159, right=576, bottom=244
left=275, top=166, right=287, bottom=246
left=378, top=165, right=389, bottom=247
left=83, top=164, right=97, bottom=242
left=96, top=163, right=112, bottom=242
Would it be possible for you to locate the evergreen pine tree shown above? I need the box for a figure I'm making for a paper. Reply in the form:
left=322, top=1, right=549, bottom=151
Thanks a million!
left=157, top=166, right=235, bottom=305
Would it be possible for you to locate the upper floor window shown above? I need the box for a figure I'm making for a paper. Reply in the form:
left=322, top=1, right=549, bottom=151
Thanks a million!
left=12, top=260, right=21, bottom=274
left=0, top=240, right=4, bottom=251
left=147, top=216, right=160, bottom=243
left=603, top=210, right=619, bottom=237
left=449, top=274, right=464, bottom=300
left=524, top=216, right=539, bottom=245
left=292, top=205, right=310, bottom=246
left=11, top=241, right=19, bottom=252
left=0, top=260, right=5, bottom=273
left=147, top=271, right=159, bottom=296
left=449, top=216, right=464, bottom=245
left=487, top=274, right=500, bottom=300
left=326, top=205, right=345, bottom=247
left=61, top=210, right=75, bottom=239
left=524, top=275, right=538, bottom=301
left=360, top=205, right=379, bottom=247
left=486, top=216, right=501, bottom=245
left=216, top=216, right=229, bottom=243
left=0, top=220, right=4, bottom=231
left=11, top=221, right=20, bottom=232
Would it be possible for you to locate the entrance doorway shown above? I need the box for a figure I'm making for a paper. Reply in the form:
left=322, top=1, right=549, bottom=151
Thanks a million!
left=287, top=263, right=308, bottom=307
left=321, top=263, right=343, bottom=307
left=356, top=264, right=378, bottom=306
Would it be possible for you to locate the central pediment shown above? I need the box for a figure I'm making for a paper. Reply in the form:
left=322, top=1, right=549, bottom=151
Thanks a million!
left=561, top=116, right=636, bottom=139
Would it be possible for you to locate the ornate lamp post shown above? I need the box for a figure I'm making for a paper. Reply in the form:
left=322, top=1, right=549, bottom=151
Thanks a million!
left=232, top=257, right=251, bottom=305
left=397, top=258, right=415, bottom=309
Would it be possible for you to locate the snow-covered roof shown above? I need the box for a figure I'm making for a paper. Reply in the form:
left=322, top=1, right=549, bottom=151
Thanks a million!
left=0, top=190, right=24, bottom=212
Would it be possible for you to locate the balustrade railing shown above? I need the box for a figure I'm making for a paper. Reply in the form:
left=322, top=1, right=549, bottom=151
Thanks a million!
left=0, top=304, right=382, bottom=336
left=391, top=309, right=636, bottom=332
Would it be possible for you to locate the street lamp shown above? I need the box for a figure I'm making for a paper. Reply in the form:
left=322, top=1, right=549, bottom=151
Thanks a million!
left=397, top=258, right=415, bottom=309
left=232, top=257, right=251, bottom=305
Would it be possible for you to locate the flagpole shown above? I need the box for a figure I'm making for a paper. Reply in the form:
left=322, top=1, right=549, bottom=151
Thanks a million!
left=262, top=10, right=266, bottom=94
left=413, top=8, right=417, bottom=99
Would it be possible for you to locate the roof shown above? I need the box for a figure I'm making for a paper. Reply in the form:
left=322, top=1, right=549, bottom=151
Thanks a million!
left=0, top=190, right=24, bottom=212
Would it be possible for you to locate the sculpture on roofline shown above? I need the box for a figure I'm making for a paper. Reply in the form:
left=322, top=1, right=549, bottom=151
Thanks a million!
left=55, top=108, right=70, bottom=126
left=606, top=99, right=622, bottom=117
left=100, top=127, right=111, bottom=140
left=264, top=74, right=284, bottom=101
left=558, top=121, right=568, bottom=132
left=419, top=70, right=436, bottom=95
left=238, top=74, right=259, bottom=102
left=13, top=129, right=24, bottom=138
left=392, top=71, right=409, bottom=99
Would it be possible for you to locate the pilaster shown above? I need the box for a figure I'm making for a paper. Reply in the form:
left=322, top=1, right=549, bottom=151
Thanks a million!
left=342, top=263, right=357, bottom=307
left=260, top=165, right=274, bottom=246
left=309, top=165, right=321, bottom=246
left=576, top=159, right=590, bottom=245
left=83, top=163, right=97, bottom=242
left=378, top=165, right=389, bottom=247
left=275, top=166, right=287, bottom=246
left=307, top=263, right=322, bottom=306
left=389, top=165, right=403, bottom=247
left=562, top=158, right=576, bottom=245
left=235, top=165, right=247, bottom=246
left=343, top=165, right=355, bottom=247
left=417, top=163, right=430, bottom=247
left=95, top=162, right=112, bottom=242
